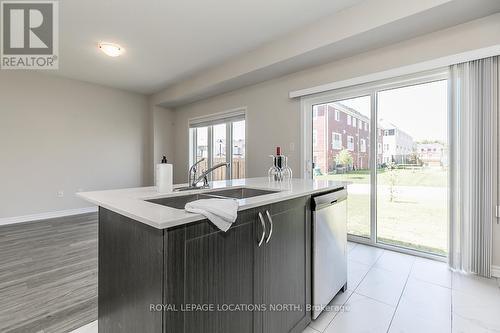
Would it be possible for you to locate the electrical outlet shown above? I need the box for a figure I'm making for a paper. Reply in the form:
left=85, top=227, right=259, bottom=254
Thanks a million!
left=57, top=190, right=64, bottom=198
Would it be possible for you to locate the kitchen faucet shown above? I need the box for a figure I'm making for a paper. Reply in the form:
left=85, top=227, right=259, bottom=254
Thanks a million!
left=192, top=162, right=230, bottom=187
left=187, top=159, right=230, bottom=189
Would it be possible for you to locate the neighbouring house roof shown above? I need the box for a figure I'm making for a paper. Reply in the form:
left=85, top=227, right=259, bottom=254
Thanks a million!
left=378, top=119, right=414, bottom=140
left=329, top=102, right=370, bottom=123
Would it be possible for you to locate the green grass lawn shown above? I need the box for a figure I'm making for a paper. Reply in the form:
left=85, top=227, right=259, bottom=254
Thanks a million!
left=316, top=167, right=448, bottom=256
left=315, top=167, right=448, bottom=187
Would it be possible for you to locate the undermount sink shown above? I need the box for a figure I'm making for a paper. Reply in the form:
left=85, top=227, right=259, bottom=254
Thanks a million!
left=146, top=187, right=280, bottom=209
left=147, top=193, right=215, bottom=209
left=207, top=187, right=280, bottom=199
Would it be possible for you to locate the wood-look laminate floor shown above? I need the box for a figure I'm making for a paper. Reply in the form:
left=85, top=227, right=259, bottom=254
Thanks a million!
left=0, top=213, right=98, bottom=333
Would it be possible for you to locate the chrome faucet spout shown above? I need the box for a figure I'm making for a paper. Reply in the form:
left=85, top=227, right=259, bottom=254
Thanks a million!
left=194, top=162, right=230, bottom=187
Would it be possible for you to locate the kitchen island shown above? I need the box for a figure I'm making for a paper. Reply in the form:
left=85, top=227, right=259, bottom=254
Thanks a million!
left=78, top=177, right=345, bottom=333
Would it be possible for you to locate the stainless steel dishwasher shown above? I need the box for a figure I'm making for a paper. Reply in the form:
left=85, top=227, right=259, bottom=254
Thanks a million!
left=311, top=188, right=348, bottom=320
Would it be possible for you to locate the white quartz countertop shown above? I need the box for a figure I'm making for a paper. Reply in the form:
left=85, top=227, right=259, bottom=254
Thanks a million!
left=77, top=177, right=346, bottom=229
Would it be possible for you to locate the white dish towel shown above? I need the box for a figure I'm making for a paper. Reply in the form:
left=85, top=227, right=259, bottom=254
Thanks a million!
left=185, top=198, right=239, bottom=232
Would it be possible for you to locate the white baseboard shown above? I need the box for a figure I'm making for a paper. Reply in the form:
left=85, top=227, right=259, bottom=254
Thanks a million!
left=492, top=265, right=500, bottom=278
left=0, top=206, right=98, bottom=226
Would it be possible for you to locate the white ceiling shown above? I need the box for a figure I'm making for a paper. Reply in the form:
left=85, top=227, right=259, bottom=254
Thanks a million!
left=56, top=0, right=364, bottom=94
left=151, top=0, right=500, bottom=107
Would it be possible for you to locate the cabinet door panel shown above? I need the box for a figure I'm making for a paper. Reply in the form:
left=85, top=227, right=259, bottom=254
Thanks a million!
left=183, top=221, right=257, bottom=333
left=261, top=198, right=310, bottom=333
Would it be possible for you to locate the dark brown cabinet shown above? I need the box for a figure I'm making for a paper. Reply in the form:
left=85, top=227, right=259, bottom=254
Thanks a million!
left=258, top=198, right=311, bottom=333
left=99, top=196, right=311, bottom=333
left=164, top=208, right=259, bottom=333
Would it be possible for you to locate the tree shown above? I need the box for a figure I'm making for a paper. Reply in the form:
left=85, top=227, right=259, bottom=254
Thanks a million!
left=386, top=161, right=399, bottom=202
left=407, top=152, right=421, bottom=166
left=335, top=149, right=353, bottom=167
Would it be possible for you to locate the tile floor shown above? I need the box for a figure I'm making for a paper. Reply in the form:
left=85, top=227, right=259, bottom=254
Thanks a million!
left=71, top=242, right=500, bottom=333
left=304, top=242, right=500, bottom=333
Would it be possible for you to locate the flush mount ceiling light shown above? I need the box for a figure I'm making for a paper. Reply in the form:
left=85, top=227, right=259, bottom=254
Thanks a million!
left=98, top=42, right=124, bottom=57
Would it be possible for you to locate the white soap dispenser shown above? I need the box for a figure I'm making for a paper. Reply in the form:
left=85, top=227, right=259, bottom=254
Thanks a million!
left=156, top=156, right=173, bottom=193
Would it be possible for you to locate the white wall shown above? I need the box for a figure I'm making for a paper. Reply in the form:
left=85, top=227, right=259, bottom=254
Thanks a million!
left=152, top=105, right=175, bottom=166
left=0, top=71, right=151, bottom=218
left=168, top=13, right=500, bottom=267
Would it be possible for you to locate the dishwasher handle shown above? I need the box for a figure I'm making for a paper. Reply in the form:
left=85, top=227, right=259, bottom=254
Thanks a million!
left=312, top=188, right=347, bottom=211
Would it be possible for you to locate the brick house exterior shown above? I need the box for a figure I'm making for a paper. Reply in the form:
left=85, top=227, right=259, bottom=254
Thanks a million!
left=312, top=103, right=384, bottom=173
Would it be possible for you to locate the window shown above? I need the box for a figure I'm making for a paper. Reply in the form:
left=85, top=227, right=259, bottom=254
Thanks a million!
left=193, top=127, right=209, bottom=174
left=313, top=130, right=318, bottom=146
left=352, top=118, right=357, bottom=128
left=359, top=120, right=363, bottom=130
left=231, top=120, right=246, bottom=179
left=365, top=123, right=369, bottom=131
left=190, top=110, right=246, bottom=180
left=332, top=132, right=342, bottom=149
left=312, top=108, right=318, bottom=119
left=311, top=95, right=372, bottom=239
left=376, top=79, right=448, bottom=255
left=213, top=123, right=226, bottom=165
left=347, top=136, right=354, bottom=151
left=360, top=139, right=366, bottom=153
left=384, top=144, right=390, bottom=152
left=335, top=110, right=340, bottom=121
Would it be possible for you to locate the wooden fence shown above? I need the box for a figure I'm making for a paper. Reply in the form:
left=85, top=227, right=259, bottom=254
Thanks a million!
left=212, top=157, right=245, bottom=180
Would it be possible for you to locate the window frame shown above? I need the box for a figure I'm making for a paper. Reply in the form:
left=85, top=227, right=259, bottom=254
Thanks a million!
left=300, top=68, right=450, bottom=260
left=360, top=138, right=367, bottom=153
left=347, top=135, right=354, bottom=151
left=331, top=132, right=342, bottom=150
left=189, top=108, right=246, bottom=181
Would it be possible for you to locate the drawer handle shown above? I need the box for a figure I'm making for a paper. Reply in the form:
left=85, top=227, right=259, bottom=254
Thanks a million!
left=265, top=210, right=273, bottom=243
left=258, top=212, right=266, bottom=247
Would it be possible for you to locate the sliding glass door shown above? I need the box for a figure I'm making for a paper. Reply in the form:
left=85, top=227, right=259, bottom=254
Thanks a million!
left=376, top=80, right=448, bottom=255
left=310, top=72, right=449, bottom=256
left=312, top=96, right=372, bottom=238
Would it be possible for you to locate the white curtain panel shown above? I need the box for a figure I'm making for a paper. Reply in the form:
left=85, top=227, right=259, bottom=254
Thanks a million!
left=449, top=56, right=499, bottom=278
